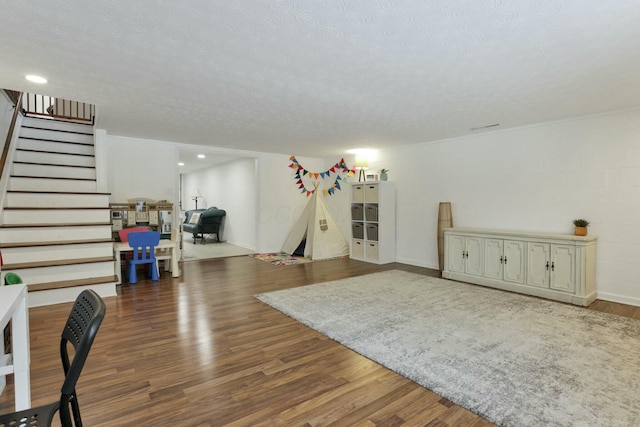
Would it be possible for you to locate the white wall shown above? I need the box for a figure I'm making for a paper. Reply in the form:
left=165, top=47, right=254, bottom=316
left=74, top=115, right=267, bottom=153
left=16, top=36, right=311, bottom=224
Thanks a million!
left=366, top=108, right=640, bottom=306
left=255, top=153, right=324, bottom=253
left=100, top=134, right=176, bottom=202
left=182, top=158, right=257, bottom=249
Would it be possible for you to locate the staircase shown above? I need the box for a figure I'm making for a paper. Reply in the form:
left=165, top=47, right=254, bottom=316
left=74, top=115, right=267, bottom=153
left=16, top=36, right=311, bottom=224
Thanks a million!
left=0, top=116, right=117, bottom=307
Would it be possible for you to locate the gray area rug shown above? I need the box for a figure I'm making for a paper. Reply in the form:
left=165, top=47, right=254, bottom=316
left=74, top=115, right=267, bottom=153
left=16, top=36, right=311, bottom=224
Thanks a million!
left=256, top=270, right=640, bottom=427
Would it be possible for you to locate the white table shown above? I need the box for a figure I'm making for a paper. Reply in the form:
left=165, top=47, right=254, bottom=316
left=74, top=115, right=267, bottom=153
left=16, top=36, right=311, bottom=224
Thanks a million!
left=0, top=283, right=31, bottom=411
left=114, top=239, right=180, bottom=284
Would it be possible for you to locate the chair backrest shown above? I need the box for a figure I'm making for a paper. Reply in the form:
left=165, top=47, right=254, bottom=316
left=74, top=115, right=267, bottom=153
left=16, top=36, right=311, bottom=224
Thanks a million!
left=59, top=289, right=106, bottom=425
left=118, top=226, right=150, bottom=243
left=127, top=231, right=161, bottom=262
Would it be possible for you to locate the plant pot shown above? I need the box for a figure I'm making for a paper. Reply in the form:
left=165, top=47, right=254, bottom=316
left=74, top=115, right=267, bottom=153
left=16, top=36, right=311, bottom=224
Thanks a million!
left=574, top=226, right=588, bottom=236
left=380, top=172, right=388, bottom=181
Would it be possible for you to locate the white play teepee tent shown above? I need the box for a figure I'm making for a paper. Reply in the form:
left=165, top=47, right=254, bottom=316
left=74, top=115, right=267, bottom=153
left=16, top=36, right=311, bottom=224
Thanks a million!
left=281, top=188, right=349, bottom=260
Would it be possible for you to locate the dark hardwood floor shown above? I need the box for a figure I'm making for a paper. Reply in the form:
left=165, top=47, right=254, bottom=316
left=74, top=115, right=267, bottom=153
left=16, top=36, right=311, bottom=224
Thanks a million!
left=1, top=256, right=638, bottom=426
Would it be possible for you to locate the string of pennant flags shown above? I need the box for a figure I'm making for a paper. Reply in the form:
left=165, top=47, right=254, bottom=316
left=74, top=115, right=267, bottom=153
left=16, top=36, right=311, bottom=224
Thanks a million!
left=289, top=155, right=357, bottom=197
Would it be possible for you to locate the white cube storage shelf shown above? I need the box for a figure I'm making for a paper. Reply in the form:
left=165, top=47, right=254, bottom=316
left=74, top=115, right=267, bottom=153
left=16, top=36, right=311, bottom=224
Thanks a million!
left=350, top=182, right=395, bottom=264
left=442, top=227, right=597, bottom=306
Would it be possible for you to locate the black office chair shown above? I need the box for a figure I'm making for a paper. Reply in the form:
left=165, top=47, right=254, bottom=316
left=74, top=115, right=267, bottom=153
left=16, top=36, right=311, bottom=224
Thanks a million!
left=0, top=289, right=106, bottom=427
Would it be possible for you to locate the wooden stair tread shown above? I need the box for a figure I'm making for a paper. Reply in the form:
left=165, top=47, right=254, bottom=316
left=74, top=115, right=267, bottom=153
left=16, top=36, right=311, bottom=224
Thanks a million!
left=10, top=175, right=96, bottom=181
left=18, top=136, right=93, bottom=146
left=27, top=275, right=118, bottom=292
left=7, top=190, right=109, bottom=195
left=0, top=238, right=114, bottom=249
left=13, top=161, right=95, bottom=169
left=16, top=148, right=94, bottom=157
left=2, top=256, right=115, bottom=270
left=3, top=206, right=108, bottom=211
left=0, top=222, right=111, bottom=228
left=21, top=119, right=93, bottom=130
left=21, top=123, right=93, bottom=135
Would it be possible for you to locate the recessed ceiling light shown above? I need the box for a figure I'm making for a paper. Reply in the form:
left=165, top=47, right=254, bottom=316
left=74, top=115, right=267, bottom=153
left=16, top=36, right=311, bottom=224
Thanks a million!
left=197, top=154, right=205, bottom=159
left=178, top=162, right=185, bottom=166
left=25, top=74, right=48, bottom=84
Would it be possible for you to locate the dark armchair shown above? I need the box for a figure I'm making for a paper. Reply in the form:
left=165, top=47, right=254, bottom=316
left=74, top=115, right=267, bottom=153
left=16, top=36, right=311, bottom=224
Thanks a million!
left=183, top=207, right=226, bottom=244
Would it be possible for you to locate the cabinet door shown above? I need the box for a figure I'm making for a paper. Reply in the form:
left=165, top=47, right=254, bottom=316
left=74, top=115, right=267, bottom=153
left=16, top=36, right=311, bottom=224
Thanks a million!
left=526, top=242, right=549, bottom=288
left=550, top=244, right=576, bottom=292
left=465, top=237, right=484, bottom=276
left=447, top=235, right=466, bottom=273
left=503, top=240, right=526, bottom=284
left=484, top=238, right=503, bottom=280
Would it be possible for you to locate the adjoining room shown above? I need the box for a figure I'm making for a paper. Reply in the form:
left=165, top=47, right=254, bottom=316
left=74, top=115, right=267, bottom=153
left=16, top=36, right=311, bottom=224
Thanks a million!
left=178, top=149, right=256, bottom=260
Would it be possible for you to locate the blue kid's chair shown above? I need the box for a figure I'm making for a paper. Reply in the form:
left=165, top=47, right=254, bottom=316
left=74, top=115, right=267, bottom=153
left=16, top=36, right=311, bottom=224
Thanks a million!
left=127, top=231, right=161, bottom=284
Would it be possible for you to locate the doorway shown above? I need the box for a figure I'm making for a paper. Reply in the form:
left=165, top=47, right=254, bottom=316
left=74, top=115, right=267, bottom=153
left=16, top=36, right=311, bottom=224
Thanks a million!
left=178, top=149, right=257, bottom=260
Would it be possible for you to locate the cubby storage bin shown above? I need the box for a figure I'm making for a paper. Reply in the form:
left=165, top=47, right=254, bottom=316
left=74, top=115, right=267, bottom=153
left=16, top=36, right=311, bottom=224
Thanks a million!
left=364, top=204, right=378, bottom=221
left=366, top=224, right=379, bottom=241
left=364, top=184, right=379, bottom=203
left=351, top=205, right=364, bottom=221
left=352, top=239, right=365, bottom=259
left=352, top=184, right=365, bottom=203
left=351, top=222, right=364, bottom=239
left=365, top=241, right=379, bottom=263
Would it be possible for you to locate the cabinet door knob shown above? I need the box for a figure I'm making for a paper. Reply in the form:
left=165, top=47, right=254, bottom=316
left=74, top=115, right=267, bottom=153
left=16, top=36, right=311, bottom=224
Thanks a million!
left=546, top=261, right=549, bottom=270
left=551, top=262, right=555, bottom=271
left=504, top=256, right=507, bottom=264
left=500, top=256, right=504, bottom=264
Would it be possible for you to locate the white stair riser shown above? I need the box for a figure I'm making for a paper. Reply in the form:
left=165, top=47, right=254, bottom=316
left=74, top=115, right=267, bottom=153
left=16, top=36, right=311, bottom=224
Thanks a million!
left=27, top=283, right=117, bottom=308
left=5, top=262, right=115, bottom=285
left=8, top=177, right=97, bottom=192
left=6, top=193, right=109, bottom=208
left=28, top=283, right=116, bottom=308
left=21, top=117, right=94, bottom=134
left=1, top=243, right=114, bottom=264
left=19, top=127, right=93, bottom=144
left=20, top=127, right=93, bottom=144
left=15, top=150, right=95, bottom=167
left=3, top=209, right=109, bottom=224
left=13, top=163, right=96, bottom=179
left=0, top=226, right=112, bottom=243
left=18, top=138, right=94, bottom=156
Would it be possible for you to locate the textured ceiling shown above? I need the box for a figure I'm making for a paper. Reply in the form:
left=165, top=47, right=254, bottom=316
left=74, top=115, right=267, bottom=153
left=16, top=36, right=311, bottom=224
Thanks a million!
left=1, top=1, right=640, bottom=158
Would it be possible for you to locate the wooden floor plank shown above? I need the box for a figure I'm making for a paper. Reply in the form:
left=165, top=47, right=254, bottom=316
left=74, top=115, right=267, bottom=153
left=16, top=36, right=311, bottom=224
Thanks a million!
left=0, top=256, right=636, bottom=426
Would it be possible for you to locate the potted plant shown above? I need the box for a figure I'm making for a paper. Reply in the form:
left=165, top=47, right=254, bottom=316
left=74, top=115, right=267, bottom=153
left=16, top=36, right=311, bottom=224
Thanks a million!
left=573, top=219, right=590, bottom=236
left=379, top=168, right=389, bottom=181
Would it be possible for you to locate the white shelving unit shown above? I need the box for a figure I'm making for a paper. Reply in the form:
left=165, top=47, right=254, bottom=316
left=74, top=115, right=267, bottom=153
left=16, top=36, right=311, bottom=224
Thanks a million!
left=350, top=182, right=396, bottom=264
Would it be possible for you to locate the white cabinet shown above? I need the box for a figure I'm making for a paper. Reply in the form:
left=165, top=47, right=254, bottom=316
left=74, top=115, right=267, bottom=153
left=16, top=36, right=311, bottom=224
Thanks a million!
left=443, top=228, right=596, bottom=306
left=484, top=239, right=526, bottom=284
left=350, top=182, right=395, bottom=264
left=527, top=243, right=576, bottom=292
left=447, top=234, right=483, bottom=276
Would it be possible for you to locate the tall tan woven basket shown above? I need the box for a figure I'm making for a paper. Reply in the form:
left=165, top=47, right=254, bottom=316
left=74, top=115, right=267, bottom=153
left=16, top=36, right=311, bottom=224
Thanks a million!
left=437, top=202, right=453, bottom=271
